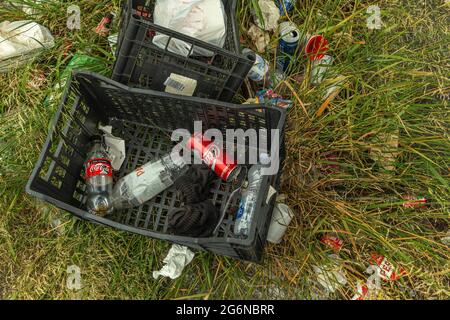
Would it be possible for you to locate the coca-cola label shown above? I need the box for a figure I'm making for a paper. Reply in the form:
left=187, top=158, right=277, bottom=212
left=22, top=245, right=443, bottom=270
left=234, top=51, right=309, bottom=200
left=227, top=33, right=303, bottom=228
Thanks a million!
left=85, top=158, right=112, bottom=178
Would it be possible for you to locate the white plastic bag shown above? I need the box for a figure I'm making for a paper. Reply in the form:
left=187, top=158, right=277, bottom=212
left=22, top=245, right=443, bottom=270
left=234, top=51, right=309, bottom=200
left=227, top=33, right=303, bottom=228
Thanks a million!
left=153, top=0, right=227, bottom=57
left=0, top=20, right=54, bottom=72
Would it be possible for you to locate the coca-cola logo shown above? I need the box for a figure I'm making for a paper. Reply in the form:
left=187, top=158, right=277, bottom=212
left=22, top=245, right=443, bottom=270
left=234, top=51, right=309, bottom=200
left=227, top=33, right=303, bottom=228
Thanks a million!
left=90, top=163, right=110, bottom=175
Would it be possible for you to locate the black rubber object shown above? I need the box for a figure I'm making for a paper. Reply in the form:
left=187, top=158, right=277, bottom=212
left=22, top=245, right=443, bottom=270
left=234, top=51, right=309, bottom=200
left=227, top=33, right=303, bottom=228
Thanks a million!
left=168, top=200, right=219, bottom=237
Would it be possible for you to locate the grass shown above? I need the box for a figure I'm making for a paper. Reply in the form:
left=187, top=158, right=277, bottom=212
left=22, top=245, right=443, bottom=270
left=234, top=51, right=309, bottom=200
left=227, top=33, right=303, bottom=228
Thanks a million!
left=0, top=0, right=449, bottom=299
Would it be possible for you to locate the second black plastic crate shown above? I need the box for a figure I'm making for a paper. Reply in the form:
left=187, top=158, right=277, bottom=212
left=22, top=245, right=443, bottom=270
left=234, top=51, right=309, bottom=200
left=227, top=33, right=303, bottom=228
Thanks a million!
left=26, top=71, right=286, bottom=262
left=112, top=0, right=254, bottom=102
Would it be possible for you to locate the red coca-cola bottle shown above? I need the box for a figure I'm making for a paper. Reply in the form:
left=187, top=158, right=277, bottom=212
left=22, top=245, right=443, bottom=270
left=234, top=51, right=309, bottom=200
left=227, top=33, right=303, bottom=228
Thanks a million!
left=84, top=135, right=113, bottom=216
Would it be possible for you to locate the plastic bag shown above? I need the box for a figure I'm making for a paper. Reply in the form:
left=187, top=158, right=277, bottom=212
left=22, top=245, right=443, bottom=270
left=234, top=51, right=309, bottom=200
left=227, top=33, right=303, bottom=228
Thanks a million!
left=0, top=20, right=54, bottom=72
left=153, top=0, right=227, bottom=57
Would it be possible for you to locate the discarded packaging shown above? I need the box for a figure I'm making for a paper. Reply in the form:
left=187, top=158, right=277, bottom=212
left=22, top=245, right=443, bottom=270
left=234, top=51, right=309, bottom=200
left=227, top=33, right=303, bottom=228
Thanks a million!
left=320, top=234, right=343, bottom=252
left=370, top=252, right=407, bottom=281
left=112, top=153, right=188, bottom=210
left=275, top=0, right=295, bottom=16
left=256, top=89, right=292, bottom=109
left=310, top=55, right=334, bottom=85
left=277, top=21, right=302, bottom=72
left=313, top=254, right=347, bottom=293
left=152, top=245, right=195, bottom=280
left=266, top=202, right=294, bottom=243
left=84, top=136, right=114, bottom=216
left=153, top=0, right=227, bottom=57
left=243, top=48, right=269, bottom=83
left=0, top=20, right=54, bottom=72
left=253, top=0, right=281, bottom=32
left=305, top=35, right=329, bottom=61
left=248, top=23, right=270, bottom=53
left=98, top=124, right=126, bottom=171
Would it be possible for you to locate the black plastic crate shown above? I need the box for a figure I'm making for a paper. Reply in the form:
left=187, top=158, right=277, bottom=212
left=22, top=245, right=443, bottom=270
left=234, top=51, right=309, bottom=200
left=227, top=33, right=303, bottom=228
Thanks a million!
left=26, top=71, right=286, bottom=262
left=112, top=0, right=254, bottom=102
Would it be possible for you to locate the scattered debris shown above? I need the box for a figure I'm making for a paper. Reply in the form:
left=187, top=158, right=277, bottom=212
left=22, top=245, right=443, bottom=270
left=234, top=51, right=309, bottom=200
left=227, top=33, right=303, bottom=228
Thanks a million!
left=320, top=234, right=343, bottom=252
left=253, top=0, right=281, bottom=32
left=153, top=0, right=227, bottom=56
left=98, top=124, right=126, bottom=171
left=267, top=202, right=294, bottom=244
left=248, top=23, right=270, bottom=53
left=152, top=245, right=195, bottom=280
left=313, top=254, right=348, bottom=293
left=0, top=20, right=54, bottom=72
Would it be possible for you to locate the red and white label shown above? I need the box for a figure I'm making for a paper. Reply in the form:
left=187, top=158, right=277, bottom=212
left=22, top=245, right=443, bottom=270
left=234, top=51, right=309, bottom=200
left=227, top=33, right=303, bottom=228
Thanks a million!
left=403, top=196, right=427, bottom=208
left=320, top=235, right=344, bottom=252
left=85, top=158, right=112, bottom=178
left=370, top=253, right=407, bottom=281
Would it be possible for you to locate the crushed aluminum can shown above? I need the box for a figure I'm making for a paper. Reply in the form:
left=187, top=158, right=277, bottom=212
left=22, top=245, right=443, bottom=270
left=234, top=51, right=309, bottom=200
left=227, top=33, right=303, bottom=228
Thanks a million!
left=242, top=48, right=269, bottom=83
left=95, top=13, right=115, bottom=36
left=320, top=234, right=343, bottom=252
left=276, top=0, right=295, bottom=16
left=370, top=253, right=407, bottom=282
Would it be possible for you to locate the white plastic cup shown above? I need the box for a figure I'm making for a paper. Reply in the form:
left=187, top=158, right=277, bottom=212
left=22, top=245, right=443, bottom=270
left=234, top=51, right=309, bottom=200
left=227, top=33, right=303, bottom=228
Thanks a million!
left=267, top=203, right=294, bottom=244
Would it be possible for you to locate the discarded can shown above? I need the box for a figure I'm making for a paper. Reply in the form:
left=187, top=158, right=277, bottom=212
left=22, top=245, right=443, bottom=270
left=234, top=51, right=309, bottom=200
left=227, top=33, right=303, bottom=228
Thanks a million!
left=267, top=202, right=294, bottom=243
left=320, top=234, right=343, bottom=252
left=95, top=13, right=115, bottom=36
left=310, top=55, right=334, bottom=85
left=242, top=48, right=269, bottom=83
left=277, top=21, right=303, bottom=71
left=187, top=133, right=241, bottom=182
left=402, top=195, right=428, bottom=209
left=276, top=0, right=295, bottom=16
left=305, top=35, right=329, bottom=61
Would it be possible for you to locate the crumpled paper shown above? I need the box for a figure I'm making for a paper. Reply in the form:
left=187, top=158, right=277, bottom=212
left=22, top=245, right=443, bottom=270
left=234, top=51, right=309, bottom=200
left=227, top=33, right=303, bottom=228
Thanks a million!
left=98, top=124, right=126, bottom=171
left=254, top=0, right=281, bottom=32
left=248, top=23, right=270, bottom=53
left=153, top=245, right=195, bottom=280
left=312, top=254, right=347, bottom=293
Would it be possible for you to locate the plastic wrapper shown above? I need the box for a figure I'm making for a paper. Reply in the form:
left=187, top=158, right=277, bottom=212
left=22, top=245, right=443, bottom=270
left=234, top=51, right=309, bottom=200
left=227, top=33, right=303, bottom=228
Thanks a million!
left=153, top=245, right=195, bottom=280
left=153, top=0, right=227, bottom=57
left=0, top=20, right=54, bottom=72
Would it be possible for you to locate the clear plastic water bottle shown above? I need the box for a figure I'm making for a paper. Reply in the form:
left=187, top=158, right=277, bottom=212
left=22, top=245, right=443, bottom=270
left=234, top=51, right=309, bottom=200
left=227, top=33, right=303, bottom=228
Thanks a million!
left=84, top=135, right=113, bottom=216
left=112, top=153, right=188, bottom=210
left=234, top=154, right=269, bottom=237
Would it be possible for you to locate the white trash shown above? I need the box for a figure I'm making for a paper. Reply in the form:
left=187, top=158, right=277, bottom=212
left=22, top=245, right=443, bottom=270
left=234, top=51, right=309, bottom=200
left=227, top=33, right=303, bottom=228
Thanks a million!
left=266, top=202, right=294, bottom=244
left=0, top=20, right=54, bottom=72
left=153, top=0, right=227, bottom=57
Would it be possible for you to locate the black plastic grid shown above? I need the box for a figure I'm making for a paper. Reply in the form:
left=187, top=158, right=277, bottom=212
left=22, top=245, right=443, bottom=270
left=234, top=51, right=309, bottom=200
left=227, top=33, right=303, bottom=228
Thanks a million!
left=26, top=71, right=286, bottom=262
left=112, top=0, right=254, bottom=101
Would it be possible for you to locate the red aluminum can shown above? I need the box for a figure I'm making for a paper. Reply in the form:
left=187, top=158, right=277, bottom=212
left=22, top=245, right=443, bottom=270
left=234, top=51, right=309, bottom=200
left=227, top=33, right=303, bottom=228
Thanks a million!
left=187, top=133, right=241, bottom=182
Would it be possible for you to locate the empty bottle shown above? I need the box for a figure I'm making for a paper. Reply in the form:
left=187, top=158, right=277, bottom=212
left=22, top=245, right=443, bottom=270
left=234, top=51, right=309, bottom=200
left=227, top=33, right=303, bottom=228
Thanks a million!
left=112, top=153, right=188, bottom=210
left=234, top=154, right=270, bottom=237
left=84, top=135, right=113, bottom=216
